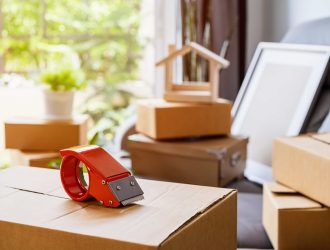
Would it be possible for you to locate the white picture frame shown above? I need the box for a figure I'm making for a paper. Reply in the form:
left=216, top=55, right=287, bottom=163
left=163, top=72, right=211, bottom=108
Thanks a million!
left=231, top=42, right=330, bottom=178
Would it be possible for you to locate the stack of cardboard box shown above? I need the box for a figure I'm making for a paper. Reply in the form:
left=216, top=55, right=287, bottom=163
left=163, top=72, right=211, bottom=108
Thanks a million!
left=129, top=43, right=248, bottom=187
left=4, top=115, right=89, bottom=169
left=263, top=133, right=330, bottom=249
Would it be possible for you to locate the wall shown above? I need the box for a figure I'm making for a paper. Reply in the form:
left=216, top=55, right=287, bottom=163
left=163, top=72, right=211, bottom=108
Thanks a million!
left=246, top=0, right=330, bottom=66
left=154, top=0, right=178, bottom=97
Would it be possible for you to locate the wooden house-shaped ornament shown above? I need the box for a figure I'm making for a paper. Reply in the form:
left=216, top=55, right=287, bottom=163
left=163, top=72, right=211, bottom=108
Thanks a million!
left=156, top=42, right=230, bottom=103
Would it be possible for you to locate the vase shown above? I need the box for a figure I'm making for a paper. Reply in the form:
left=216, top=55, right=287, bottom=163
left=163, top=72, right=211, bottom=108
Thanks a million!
left=43, top=89, right=74, bottom=119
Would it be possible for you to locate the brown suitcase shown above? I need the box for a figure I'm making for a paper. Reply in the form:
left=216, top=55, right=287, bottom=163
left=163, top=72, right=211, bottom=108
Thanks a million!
left=129, top=134, right=248, bottom=187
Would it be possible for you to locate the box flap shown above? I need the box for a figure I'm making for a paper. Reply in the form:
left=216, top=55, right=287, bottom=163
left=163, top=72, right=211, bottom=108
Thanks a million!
left=0, top=190, right=87, bottom=226
left=0, top=167, right=234, bottom=247
left=0, top=166, right=62, bottom=195
left=310, top=133, right=330, bottom=144
left=264, top=183, right=322, bottom=210
left=48, top=187, right=71, bottom=199
left=129, top=133, right=248, bottom=160
left=0, top=186, right=18, bottom=198
left=267, top=182, right=296, bottom=194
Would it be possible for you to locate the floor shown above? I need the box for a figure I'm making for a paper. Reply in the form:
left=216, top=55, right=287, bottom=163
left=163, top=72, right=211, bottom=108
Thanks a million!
left=227, top=179, right=273, bottom=250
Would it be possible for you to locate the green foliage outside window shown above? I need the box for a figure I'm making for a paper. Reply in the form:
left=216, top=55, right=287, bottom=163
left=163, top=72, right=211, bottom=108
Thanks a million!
left=40, top=69, right=87, bottom=91
left=0, top=0, right=144, bottom=145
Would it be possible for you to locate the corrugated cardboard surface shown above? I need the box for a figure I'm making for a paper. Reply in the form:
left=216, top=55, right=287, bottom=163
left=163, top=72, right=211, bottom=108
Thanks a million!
left=262, top=182, right=330, bottom=250
left=10, top=150, right=59, bottom=168
left=0, top=167, right=237, bottom=250
left=136, top=98, right=232, bottom=139
left=4, top=115, right=89, bottom=151
left=129, top=134, right=247, bottom=187
left=273, top=133, right=330, bottom=206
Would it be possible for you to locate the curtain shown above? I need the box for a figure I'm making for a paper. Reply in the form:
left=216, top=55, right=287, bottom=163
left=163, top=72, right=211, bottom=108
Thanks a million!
left=181, top=0, right=246, bottom=101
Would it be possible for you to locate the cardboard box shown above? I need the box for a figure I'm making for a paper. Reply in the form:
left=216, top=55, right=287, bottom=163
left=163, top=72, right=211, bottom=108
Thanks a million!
left=273, top=133, right=330, bottom=206
left=262, top=182, right=330, bottom=250
left=129, top=134, right=247, bottom=187
left=136, top=98, right=232, bottom=139
left=9, top=150, right=60, bottom=168
left=0, top=167, right=237, bottom=250
left=4, top=115, right=89, bottom=151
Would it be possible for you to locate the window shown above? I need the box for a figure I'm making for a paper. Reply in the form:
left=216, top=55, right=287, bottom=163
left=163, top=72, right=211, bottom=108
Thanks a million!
left=0, top=0, right=155, bottom=147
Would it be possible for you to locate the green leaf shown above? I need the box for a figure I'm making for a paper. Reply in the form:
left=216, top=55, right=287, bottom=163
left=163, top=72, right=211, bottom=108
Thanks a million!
left=40, top=68, right=87, bottom=91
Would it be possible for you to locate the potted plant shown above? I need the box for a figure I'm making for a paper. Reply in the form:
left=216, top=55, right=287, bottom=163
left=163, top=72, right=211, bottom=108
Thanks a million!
left=40, top=69, right=87, bottom=119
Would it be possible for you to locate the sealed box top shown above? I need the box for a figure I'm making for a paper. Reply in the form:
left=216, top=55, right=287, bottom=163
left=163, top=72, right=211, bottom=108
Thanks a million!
left=264, top=182, right=322, bottom=210
left=129, top=133, right=248, bottom=160
left=0, top=167, right=236, bottom=250
left=275, top=133, right=330, bottom=160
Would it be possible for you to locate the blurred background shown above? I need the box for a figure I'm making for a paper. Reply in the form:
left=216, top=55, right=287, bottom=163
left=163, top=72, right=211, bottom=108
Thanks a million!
left=1, top=0, right=330, bottom=168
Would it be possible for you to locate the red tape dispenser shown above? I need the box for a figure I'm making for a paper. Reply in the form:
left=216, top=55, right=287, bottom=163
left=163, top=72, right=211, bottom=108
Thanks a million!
left=60, top=145, right=144, bottom=207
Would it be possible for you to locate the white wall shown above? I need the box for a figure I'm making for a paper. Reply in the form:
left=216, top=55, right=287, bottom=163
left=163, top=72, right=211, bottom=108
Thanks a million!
left=288, top=0, right=330, bottom=28
left=247, top=0, right=330, bottom=66
left=154, top=0, right=178, bottom=97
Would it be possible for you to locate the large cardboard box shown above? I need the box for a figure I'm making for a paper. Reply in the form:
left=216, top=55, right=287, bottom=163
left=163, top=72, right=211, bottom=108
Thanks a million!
left=0, top=167, right=237, bottom=250
left=9, top=150, right=60, bottom=168
left=136, top=98, right=232, bottom=139
left=262, top=182, right=330, bottom=250
left=273, top=133, right=330, bottom=206
left=129, top=134, right=247, bottom=187
left=4, top=115, right=89, bottom=151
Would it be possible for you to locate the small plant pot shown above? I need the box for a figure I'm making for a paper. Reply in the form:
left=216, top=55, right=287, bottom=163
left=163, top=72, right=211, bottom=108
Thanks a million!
left=43, top=90, right=74, bottom=119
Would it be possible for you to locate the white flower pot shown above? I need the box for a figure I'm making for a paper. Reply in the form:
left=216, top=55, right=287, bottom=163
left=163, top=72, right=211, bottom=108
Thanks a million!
left=43, top=90, right=74, bottom=119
